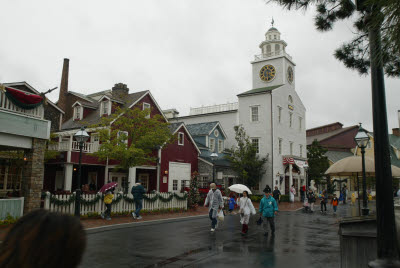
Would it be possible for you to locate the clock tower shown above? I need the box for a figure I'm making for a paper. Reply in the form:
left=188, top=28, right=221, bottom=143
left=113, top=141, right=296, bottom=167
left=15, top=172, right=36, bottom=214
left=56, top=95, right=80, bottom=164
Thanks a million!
left=251, top=24, right=296, bottom=89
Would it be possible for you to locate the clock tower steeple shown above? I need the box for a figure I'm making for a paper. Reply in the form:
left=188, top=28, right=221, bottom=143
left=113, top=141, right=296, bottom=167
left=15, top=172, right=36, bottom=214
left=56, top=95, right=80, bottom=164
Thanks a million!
left=251, top=21, right=296, bottom=89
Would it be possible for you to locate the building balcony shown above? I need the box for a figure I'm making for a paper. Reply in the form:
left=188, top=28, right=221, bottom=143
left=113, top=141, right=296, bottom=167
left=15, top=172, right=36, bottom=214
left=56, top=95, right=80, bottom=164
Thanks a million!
left=253, top=50, right=293, bottom=62
left=189, top=102, right=238, bottom=116
left=48, top=141, right=99, bottom=153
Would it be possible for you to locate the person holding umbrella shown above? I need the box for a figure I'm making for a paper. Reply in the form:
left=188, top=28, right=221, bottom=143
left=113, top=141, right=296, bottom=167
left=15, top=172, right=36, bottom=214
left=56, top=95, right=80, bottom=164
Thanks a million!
left=238, top=190, right=256, bottom=235
left=98, top=181, right=118, bottom=220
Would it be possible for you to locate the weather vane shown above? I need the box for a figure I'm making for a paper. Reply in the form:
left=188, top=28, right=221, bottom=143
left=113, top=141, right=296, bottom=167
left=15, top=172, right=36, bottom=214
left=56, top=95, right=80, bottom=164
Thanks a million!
left=271, top=17, right=274, bottom=27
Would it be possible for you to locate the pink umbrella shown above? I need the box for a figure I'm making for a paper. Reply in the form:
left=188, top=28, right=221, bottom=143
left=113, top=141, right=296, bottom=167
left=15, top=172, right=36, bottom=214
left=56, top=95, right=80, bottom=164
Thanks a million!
left=98, top=182, right=118, bottom=193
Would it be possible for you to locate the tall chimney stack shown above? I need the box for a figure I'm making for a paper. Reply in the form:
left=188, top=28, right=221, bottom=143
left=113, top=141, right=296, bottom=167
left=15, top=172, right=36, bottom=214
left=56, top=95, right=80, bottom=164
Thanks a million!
left=57, top=58, right=69, bottom=112
left=398, top=110, right=400, bottom=129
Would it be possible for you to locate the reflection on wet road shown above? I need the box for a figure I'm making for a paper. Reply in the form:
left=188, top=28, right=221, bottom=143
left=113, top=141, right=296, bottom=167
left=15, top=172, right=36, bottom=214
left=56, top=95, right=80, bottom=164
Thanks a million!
left=80, top=203, right=374, bottom=268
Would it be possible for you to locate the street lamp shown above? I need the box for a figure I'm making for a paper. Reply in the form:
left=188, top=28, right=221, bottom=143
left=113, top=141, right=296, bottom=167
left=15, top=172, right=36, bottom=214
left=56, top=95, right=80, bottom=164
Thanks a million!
left=74, top=127, right=89, bottom=217
left=210, top=152, right=218, bottom=183
left=354, top=123, right=370, bottom=216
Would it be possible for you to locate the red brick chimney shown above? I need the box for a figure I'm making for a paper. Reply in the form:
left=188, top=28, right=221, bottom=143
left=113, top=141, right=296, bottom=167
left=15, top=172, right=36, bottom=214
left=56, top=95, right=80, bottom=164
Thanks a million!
left=57, top=58, right=69, bottom=112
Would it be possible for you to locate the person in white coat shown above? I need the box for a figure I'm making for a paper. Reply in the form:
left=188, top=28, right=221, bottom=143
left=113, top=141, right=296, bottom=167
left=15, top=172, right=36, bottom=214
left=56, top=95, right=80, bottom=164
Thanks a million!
left=238, top=190, right=256, bottom=234
left=290, top=185, right=296, bottom=203
left=204, top=183, right=224, bottom=232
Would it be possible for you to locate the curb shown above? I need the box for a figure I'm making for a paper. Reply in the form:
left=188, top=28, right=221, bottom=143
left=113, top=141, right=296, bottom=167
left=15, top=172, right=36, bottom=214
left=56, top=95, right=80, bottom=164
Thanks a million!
left=85, top=214, right=209, bottom=235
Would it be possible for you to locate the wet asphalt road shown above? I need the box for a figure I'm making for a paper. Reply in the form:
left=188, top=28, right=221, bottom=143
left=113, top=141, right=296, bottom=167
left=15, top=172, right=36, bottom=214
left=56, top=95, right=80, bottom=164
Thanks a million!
left=80, top=203, right=374, bottom=268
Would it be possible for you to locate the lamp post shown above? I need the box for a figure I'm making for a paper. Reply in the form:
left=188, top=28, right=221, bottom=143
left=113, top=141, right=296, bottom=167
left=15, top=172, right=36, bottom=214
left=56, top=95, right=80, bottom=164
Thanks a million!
left=354, top=123, right=370, bottom=216
left=74, top=127, right=89, bottom=217
left=210, top=153, right=218, bottom=183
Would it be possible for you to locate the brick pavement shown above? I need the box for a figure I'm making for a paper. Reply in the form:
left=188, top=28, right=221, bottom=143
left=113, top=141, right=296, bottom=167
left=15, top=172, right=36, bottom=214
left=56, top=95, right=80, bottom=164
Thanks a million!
left=0, top=201, right=303, bottom=241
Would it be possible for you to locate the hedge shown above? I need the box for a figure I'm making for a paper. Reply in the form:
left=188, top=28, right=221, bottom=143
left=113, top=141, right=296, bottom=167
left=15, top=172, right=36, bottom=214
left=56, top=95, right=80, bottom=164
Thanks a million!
left=250, top=195, right=264, bottom=202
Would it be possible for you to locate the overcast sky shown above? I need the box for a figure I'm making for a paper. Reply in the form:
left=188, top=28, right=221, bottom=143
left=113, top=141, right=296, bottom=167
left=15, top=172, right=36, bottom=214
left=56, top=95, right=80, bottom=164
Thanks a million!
left=1, top=0, right=399, bottom=132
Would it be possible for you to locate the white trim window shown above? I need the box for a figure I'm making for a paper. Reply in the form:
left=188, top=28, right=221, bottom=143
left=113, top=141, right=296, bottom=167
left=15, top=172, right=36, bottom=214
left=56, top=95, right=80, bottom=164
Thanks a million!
left=117, top=131, right=128, bottom=145
left=289, top=112, right=293, bottom=128
left=250, top=106, right=259, bottom=122
left=278, top=106, right=282, bottom=123
left=178, top=132, right=184, bottom=146
left=290, top=142, right=293, bottom=155
left=251, top=138, right=260, bottom=154
left=278, top=138, right=282, bottom=154
left=218, top=140, right=224, bottom=153
left=74, top=106, right=82, bottom=120
left=299, top=117, right=303, bottom=131
left=101, top=100, right=109, bottom=115
left=300, top=145, right=303, bottom=157
left=143, top=102, right=151, bottom=119
left=173, top=180, right=178, bottom=191
left=209, top=138, right=215, bottom=152
left=214, top=129, right=219, bottom=137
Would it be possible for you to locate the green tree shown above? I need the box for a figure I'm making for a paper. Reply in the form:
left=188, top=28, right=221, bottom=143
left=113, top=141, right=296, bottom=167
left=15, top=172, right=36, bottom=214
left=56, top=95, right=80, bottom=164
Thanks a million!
left=187, top=171, right=201, bottom=209
left=268, top=0, right=400, bottom=76
left=226, top=125, right=268, bottom=188
left=307, top=140, right=330, bottom=186
left=91, top=106, right=173, bottom=170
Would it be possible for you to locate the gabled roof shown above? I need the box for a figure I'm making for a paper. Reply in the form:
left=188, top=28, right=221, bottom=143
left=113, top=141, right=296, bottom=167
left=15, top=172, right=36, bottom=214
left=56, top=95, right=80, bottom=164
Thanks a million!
left=3, top=81, right=65, bottom=114
left=186, top=121, right=227, bottom=138
left=167, top=122, right=201, bottom=155
left=389, top=134, right=400, bottom=150
left=198, top=156, right=231, bottom=168
left=69, top=91, right=95, bottom=103
left=306, top=125, right=359, bottom=146
left=237, top=84, right=283, bottom=97
left=72, top=100, right=98, bottom=109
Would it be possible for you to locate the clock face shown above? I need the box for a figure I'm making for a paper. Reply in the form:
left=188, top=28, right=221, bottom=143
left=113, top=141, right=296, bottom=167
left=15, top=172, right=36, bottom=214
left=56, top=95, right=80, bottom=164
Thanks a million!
left=287, top=66, right=294, bottom=84
left=259, top=65, right=276, bottom=82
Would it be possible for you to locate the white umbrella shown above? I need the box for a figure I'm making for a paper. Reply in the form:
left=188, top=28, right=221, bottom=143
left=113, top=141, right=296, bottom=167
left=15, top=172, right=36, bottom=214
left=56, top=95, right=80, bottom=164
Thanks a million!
left=228, top=184, right=252, bottom=194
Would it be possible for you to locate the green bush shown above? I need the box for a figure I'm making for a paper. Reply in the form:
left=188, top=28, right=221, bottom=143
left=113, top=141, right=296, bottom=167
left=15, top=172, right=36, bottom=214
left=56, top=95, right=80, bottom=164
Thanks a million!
left=250, top=195, right=264, bottom=202
left=280, top=195, right=290, bottom=202
left=0, top=214, right=18, bottom=225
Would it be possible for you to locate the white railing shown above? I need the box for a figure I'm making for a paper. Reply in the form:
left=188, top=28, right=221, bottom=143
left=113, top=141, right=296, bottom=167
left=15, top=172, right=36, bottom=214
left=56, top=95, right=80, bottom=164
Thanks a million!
left=43, top=192, right=187, bottom=215
left=190, top=102, right=238, bottom=115
left=254, top=50, right=293, bottom=61
left=0, top=197, right=24, bottom=220
left=0, top=88, right=44, bottom=119
left=48, top=141, right=99, bottom=153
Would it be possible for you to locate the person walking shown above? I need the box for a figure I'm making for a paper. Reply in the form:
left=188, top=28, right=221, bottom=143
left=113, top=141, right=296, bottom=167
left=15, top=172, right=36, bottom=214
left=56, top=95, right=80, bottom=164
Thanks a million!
left=342, top=185, right=348, bottom=204
left=131, top=180, right=145, bottom=220
left=101, top=188, right=114, bottom=220
left=272, top=186, right=281, bottom=204
left=228, top=195, right=236, bottom=213
left=290, top=185, right=296, bottom=203
left=238, top=190, right=256, bottom=235
left=307, top=188, right=316, bottom=212
left=331, top=193, right=339, bottom=213
left=259, top=188, right=278, bottom=236
left=204, top=183, right=224, bottom=232
left=320, top=189, right=328, bottom=213
left=300, top=185, right=306, bottom=202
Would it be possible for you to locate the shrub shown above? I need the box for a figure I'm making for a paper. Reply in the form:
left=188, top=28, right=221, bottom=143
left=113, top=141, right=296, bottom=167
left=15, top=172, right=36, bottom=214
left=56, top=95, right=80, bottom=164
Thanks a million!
left=0, top=214, right=18, bottom=225
left=250, top=195, right=264, bottom=202
left=280, top=195, right=290, bottom=202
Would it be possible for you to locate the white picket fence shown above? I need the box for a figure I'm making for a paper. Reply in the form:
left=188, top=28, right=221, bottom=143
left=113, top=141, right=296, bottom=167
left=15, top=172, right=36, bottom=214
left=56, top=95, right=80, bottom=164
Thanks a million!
left=43, top=192, right=187, bottom=215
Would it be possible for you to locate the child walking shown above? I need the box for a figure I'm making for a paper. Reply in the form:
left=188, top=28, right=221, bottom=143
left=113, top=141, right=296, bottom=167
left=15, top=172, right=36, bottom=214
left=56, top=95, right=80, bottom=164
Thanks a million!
left=238, top=191, right=256, bottom=234
left=228, top=195, right=236, bottom=213
left=259, top=188, right=278, bottom=236
left=331, top=194, right=339, bottom=213
left=101, top=188, right=114, bottom=220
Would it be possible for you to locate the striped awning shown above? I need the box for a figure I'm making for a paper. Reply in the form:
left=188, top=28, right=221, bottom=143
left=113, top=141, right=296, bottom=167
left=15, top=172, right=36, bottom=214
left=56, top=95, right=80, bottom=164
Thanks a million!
left=283, top=157, right=295, bottom=165
left=283, top=157, right=308, bottom=168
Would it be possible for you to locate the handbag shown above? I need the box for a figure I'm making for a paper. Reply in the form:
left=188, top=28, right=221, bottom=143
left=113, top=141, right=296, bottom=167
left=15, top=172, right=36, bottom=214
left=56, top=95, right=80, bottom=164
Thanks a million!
left=217, top=210, right=225, bottom=222
left=256, top=216, right=263, bottom=225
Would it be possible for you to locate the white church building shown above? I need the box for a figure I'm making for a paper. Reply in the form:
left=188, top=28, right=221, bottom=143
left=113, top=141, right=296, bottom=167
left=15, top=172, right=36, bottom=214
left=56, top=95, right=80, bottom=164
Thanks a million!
left=168, top=25, right=307, bottom=195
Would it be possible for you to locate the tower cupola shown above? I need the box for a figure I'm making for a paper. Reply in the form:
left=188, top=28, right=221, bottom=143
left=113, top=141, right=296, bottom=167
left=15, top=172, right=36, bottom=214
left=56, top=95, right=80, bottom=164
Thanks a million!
left=257, top=20, right=288, bottom=59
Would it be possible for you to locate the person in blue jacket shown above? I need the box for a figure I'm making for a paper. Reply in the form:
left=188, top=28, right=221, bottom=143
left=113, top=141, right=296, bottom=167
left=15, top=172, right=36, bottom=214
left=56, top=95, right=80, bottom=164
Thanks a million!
left=228, top=195, right=236, bottom=213
left=259, top=188, right=278, bottom=236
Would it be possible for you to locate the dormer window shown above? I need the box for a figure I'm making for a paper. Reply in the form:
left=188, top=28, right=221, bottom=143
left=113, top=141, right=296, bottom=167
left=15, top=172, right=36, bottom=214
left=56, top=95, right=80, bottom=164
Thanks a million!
left=143, top=102, right=151, bottom=119
left=100, top=100, right=111, bottom=116
left=178, top=132, right=184, bottom=146
left=102, top=101, right=108, bottom=115
left=74, top=106, right=82, bottom=120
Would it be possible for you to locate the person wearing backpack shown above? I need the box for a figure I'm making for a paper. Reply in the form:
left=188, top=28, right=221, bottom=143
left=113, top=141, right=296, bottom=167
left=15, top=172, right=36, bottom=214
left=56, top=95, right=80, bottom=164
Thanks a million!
left=131, top=180, right=145, bottom=220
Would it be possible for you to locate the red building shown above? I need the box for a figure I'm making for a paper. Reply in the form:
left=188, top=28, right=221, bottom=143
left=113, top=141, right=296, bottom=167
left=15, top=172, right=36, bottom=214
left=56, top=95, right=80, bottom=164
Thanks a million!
left=44, top=59, right=200, bottom=193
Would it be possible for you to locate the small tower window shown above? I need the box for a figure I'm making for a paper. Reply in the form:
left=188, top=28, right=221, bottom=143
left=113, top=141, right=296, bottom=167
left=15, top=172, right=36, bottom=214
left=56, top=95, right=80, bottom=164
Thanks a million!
left=267, top=45, right=271, bottom=54
left=274, top=35, right=277, bottom=39
left=275, top=44, right=280, bottom=54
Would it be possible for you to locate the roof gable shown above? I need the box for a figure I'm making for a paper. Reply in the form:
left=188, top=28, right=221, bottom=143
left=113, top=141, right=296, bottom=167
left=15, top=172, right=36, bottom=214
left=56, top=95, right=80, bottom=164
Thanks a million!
left=186, top=121, right=221, bottom=136
left=237, top=84, right=283, bottom=97
left=168, top=123, right=201, bottom=155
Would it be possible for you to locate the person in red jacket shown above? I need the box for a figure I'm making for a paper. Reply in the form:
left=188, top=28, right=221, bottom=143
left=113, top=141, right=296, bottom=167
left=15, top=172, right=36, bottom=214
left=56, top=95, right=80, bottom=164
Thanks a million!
left=331, top=193, right=339, bottom=213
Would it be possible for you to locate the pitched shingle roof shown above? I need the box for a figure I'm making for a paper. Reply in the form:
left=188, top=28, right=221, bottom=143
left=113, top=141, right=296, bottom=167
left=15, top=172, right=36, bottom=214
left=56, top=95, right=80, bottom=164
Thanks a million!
left=237, top=85, right=283, bottom=97
left=306, top=125, right=358, bottom=146
left=186, top=122, right=219, bottom=136
left=325, top=150, right=354, bottom=163
left=61, top=90, right=148, bottom=130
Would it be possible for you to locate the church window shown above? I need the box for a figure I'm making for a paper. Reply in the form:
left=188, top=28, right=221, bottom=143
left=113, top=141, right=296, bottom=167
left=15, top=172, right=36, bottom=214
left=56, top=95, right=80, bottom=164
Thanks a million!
left=299, top=117, right=303, bottom=130
left=290, top=142, right=293, bottom=155
left=278, top=138, right=282, bottom=154
left=251, top=138, right=260, bottom=154
left=251, top=106, right=259, bottom=122
left=289, top=112, right=293, bottom=128
left=278, top=106, right=282, bottom=123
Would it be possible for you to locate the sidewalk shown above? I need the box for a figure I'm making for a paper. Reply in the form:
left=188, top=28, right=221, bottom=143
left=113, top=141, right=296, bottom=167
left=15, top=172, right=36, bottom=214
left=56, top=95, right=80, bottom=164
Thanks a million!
left=0, top=201, right=303, bottom=240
